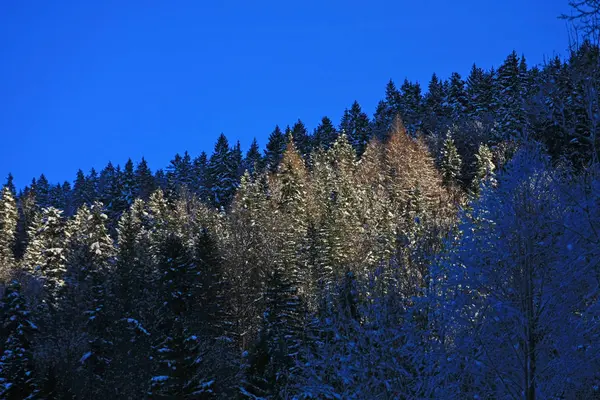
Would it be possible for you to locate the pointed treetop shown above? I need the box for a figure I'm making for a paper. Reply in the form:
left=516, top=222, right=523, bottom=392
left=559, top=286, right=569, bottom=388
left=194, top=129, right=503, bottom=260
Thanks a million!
left=265, top=125, right=287, bottom=172
left=5, top=173, right=16, bottom=196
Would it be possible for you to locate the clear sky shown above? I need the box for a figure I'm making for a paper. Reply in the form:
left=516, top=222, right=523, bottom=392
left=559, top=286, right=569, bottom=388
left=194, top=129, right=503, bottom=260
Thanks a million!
left=1, top=0, right=571, bottom=189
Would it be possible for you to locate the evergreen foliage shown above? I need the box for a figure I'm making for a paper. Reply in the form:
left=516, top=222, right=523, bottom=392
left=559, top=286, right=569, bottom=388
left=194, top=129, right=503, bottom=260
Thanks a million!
left=2, top=8, right=600, bottom=397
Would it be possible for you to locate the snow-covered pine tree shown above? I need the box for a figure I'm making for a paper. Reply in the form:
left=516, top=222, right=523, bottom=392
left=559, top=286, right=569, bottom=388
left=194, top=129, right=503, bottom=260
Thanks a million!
left=0, top=280, right=38, bottom=400
left=114, top=199, right=153, bottom=314
left=166, top=152, right=194, bottom=198
left=98, top=163, right=124, bottom=227
left=4, top=175, right=16, bottom=198
left=195, top=227, right=238, bottom=394
left=14, top=187, right=37, bottom=259
left=243, top=137, right=309, bottom=398
left=66, top=202, right=116, bottom=391
left=355, top=138, right=396, bottom=269
left=149, top=233, right=211, bottom=398
left=471, top=143, right=495, bottom=194
left=194, top=228, right=230, bottom=336
left=146, top=189, right=172, bottom=267
left=0, top=186, right=18, bottom=283
left=111, top=199, right=154, bottom=398
left=447, top=72, right=468, bottom=123
left=207, top=134, right=238, bottom=208
left=314, top=133, right=360, bottom=292
left=440, top=131, right=463, bottom=187
left=493, top=51, right=526, bottom=140
left=466, top=63, right=494, bottom=118
left=226, top=171, right=272, bottom=353
left=22, top=207, right=68, bottom=312
left=120, top=158, right=136, bottom=208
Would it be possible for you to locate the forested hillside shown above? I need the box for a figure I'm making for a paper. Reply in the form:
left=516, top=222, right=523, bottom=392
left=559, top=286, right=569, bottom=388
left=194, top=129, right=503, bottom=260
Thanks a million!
left=1, top=5, right=600, bottom=399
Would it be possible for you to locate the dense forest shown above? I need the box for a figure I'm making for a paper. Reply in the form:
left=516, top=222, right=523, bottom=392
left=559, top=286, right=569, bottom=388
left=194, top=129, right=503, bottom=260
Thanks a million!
left=1, top=4, right=600, bottom=399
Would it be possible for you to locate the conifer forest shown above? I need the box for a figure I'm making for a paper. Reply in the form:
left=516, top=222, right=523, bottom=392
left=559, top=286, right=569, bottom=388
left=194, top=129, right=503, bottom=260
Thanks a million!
left=1, top=2, right=600, bottom=399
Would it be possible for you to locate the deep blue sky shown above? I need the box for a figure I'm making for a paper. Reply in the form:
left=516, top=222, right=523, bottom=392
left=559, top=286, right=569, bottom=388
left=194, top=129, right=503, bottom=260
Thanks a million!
left=1, top=0, right=571, bottom=189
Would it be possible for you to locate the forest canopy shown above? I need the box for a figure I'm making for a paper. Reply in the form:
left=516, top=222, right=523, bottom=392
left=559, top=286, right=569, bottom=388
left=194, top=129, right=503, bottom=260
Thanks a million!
left=1, top=2, right=600, bottom=399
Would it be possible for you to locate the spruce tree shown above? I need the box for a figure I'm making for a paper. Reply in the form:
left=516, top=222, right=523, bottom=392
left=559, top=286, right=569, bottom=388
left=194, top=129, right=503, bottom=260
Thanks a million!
left=425, top=73, right=445, bottom=115
left=440, top=132, right=463, bottom=187
left=166, top=152, right=194, bottom=197
left=48, top=184, right=65, bottom=210
left=227, top=171, right=271, bottom=355
left=0, top=187, right=18, bottom=282
left=66, top=202, right=116, bottom=383
left=291, top=119, right=311, bottom=157
left=192, top=152, right=209, bottom=199
left=115, top=199, right=153, bottom=314
left=466, top=64, right=493, bottom=117
left=312, top=117, right=338, bottom=150
left=23, top=207, right=68, bottom=312
left=264, top=125, right=286, bottom=173
left=112, top=200, right=154, bottom=398
left=86, top=168, right=100, bottom=203
left=195, top=228, right=230, bottom=336
left=101, top=163, right=128, bottom=226
left=400, top=79, right=423, bottom=133
left=134, top=157, right=156, bottom=201
left=339, top=101, right=371, bottom=156
left=493, top=51, right=525, bottom=139
left=147, top=190, right=172, bottom=263
left=246, top=137, right=308, bottom=397
left=385, top=79, right=402, bottom=112
left=0, top=280, right=38, bottom=400
left=14, top=187, right=37, bottom=259
left=121, top=158, right=137, bottom=207
left=244, top=138, right=263, bottom=175
left=314, top=133, right=359, bottom=289
left=207, top=133, right=238, bottom=208
left=34, top=174, right=51, bottom=209
left=447, top=72, right=468, bottom=122
left=149, top=234, right=208, bottom=398
left=61, top=181, right=73, bottom=216
left=98, top=162, right=119, bottom=206
left=154, top=169, right=168, bottom=191
left=231, top=140, right=245, bottom=180
left=370, top=80, right=401, bottom=141
left=372, top=100, right=393, bottom=142
left=4, top=174, right=16, bottom=197
left=72, top=169, right=88, bottom=212
left=471, top=143, right=495, bottom=194
left=423, top=73, right=447, bottom=133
